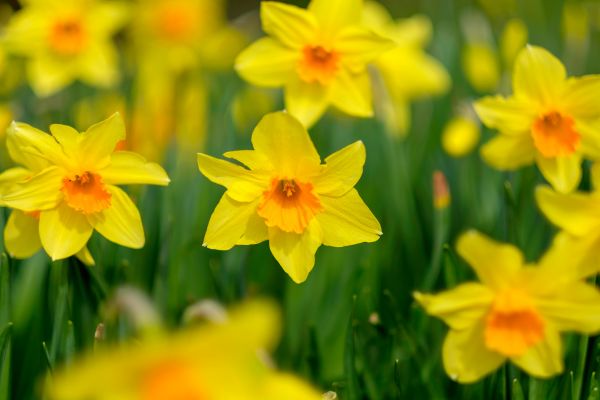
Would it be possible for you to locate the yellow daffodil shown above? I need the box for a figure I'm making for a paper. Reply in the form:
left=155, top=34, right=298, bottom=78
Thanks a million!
left=197, top=112, right=381, bottom=283
left=462, top=43, right=500, bottom=93
left=474, top=45, right=600, bottom=193
left=362, top=1, right=450, bottom=137
left=3, top=0, right=129, bottom=96
left=415, top=230, right=600, bottom=383
left=0, top=113, right=170, bottom=261
left=235, top=0, right=393, bottom=128
left=500, top=19, right=528, bottom=69
left=45, top=300, right=322, bottom=400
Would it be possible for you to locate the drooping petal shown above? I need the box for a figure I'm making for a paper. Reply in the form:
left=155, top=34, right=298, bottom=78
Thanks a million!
left=336, top=26, right=393, bottom=73
left=308, top=0, right=362, bottom=35
left=197, top=153, right=267, bottom=202
left=329, top=70, right=373, bottom=118
left=535, top=186, right=600, bottom=236
left=39, top=203, right=94, bottom=260
left=536, top=153, right=582, bottom=194
left=223, top=150, right=273, bottom=171
left=316, top=189, right=381, bottom=246
left=456, top=230, right=523, bottom=289
left=284, top=79, right=330, bottom=128
left=268, top=221, right=322, bottom=283
left=480, top=134, right=536, bottom=170
left=87, top=186, right=144, bottom=249
left=101, top=151, right=170, bottom=186
left=203, top=196, right=265, bottom=250
left=473, top=95, right=536, bottom=133
left=562, top=75, right=600, bottom=118
left=2, top=166, right=64, bottom=212
left=414, top=283, right=493, bottom=330
left=4, top=210, right=41, bottom=259
left=261, top=2, right=318, bottom=48
left=511, top=327, right=563, bottom=378
left=442, top=322, right=505, bottom=383
left=251, top=112, right=322, bottom=177
left=513, top=46, right=566, bottom=104
left=75, top=246, right=95, bottom=267
left=235, top=38, right=299, bottom=87
left=313, top=141, right=365, bottom=196
left=78, top=113, right=126, bottom=169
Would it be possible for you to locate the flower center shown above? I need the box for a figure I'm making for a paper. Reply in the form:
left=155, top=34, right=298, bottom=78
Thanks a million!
left=155, top=5, right=196, bottom=42
left=257, top=178, right=323, bottom=234
left=142, top=361, right=207, bottom=400
left=61, top=172, right=111, bottom=214
left=531, top=111, right=580, bottom=157
left=49, top=16, right=87, bottom=56
left=297, top=45, right=340, bottom=85
left=484, top=288, right=544, bottom=357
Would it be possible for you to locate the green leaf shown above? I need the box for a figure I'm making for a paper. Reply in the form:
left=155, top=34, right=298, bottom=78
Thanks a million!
left=0, top=322, right=12, bottom=399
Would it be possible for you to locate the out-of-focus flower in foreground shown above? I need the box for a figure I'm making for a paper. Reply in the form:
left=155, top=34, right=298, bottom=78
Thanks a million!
left=474, top=45, right=600, bottom=193
left=45, top=300, right=322, bottom=400
left=415, top=230, right=600, bottom=383
left=235, top=0, right=392, bottom=128
left=1, top=113, right=170, bottom=261
left=197, top=112, right=381, bottom=283
left=3, top=0, right=129, bottom=97
left=363, top=1, right=450, bottom=137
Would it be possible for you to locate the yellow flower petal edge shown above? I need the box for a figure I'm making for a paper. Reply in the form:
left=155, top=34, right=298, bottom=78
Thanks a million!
left=415, top=230, right=600, bottom=383
left=197, top=111, right=381, bottom=283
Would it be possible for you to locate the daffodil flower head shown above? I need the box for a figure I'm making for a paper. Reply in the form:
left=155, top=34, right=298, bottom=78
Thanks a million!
left=3, top=0, right=130, bottom=96
left=197, top=111, right=382, bottom=283
left=235, top=0, right=393, bottom=128
left=414, top=231, right=600, bottom=383
left=474, top=45, right=600, bottom=193
left=1, top=113, right=170, bottom=261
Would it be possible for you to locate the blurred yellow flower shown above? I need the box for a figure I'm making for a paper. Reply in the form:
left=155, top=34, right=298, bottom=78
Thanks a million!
left=362, top=1, right=450, bottom=137
left=474, top=45, right=600, bottom=193
left=441, top=115, right=480, bottom=157
left=500, top=19, right=528, bottom=69
left=235, top=0, right=392, bottom=128
left=3, top=0, right=129, bottom=97
left=415, top=230, right=600, bottom=383
left=462, top=43, right=500, bottom=93
left=45, top=300, right=322, bottom=400
left=1, top=113, right=170, bottom=261
left=197, top=112, right=381, bottom=283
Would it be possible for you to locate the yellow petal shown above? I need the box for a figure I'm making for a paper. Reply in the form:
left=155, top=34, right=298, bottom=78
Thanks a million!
left=456, top=230, right=523, bottom=289
left=308, top=0, right=361, bottom=35
left=442, top=321, right=505, bottom=383
left=284, top=79, right=330, bottom=128
left=511, top=327, right=563, bottom=378
left=316, top=189, right=381, bottom=246
left=203, top=196, right=265, bottom=250
left=88, top=1, right=131, bottom=35
left=87, top=186, right=144, bottom=249
left=49, top=124, right=80, bottom=158
left=261, top=1, right=318, bottom=48
left=336, top=26, right=393, bottom=73
left=0, top=167, right=32, bottom=195
left=414, top=283, right=493, bottom=330
left=101, top=151, right=170, bottom=186
left=513, top=45, right=566, bottom=103
left=251, top=112, right=321, bottom=177
left=235, top=38, right=298, bottom=88
left=473, top=96, right=536, bottom=133
left=7, top=122, right=67, bottom=168
left=27, top=55, right=73, bottom=97
left=330, top=70, right=373, bottom=118
left=313, top=141, right=365, bottom=196
left=536, top=153, right=581, bottom=194
left=78, top=42, right=119, bottom=88
left=4, top=210, right=41, bottom=259
left=39, top=203, right=93, bottom=260
left=268, top=221, right=322, bottom=283
left=223, top=150, right=272, bottom=171
left=578, top=120, right=600, bottom=159
left=592, top=162, right=600, bottom=191
left=2, top=166, right=64, bottom=212
left=562, top=75, right=600, bottom=118
left=75, top=246, right=95, bottom=267
left=535, top=186, right=600, bottom=236
left=79, top=113, right=126, bottom=169
left=262, top=373, right=322, bottom=400
left=481, top=134, right=536, bottom=170
left=197, top=153, right=266, bottom=202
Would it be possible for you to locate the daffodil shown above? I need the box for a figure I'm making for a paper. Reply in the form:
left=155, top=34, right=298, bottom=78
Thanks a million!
left=1, top=113, right=170, bottom=261
left=3, top=0, right=129, bottom=96
left=235, top=0, right=392, bottom=128
left=197, top=112, right=381, bottom=283
left=362, top=1, right=450, bottom=137
left=415, top=231, right=600, bottom=383
left=474, top=45, right=600, bottom=193
left=45, top=300, right=322, bottom=400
